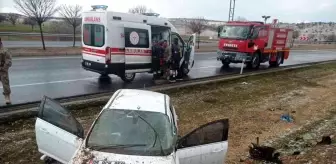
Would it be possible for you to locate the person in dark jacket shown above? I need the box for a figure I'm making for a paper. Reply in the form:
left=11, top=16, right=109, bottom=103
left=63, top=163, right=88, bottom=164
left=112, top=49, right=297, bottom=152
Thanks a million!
left=169, top=38, right=182, bottom=82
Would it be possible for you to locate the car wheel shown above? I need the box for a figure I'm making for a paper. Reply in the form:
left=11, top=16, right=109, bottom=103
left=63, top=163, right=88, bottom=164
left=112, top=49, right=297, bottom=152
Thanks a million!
left=121, top=73, right=136, bottom=82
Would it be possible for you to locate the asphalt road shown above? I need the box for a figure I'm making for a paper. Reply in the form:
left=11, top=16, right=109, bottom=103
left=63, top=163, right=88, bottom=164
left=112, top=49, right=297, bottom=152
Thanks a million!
left=0, top=50, right=336, bottom=107
left=3, top=41, right=216, bottom=48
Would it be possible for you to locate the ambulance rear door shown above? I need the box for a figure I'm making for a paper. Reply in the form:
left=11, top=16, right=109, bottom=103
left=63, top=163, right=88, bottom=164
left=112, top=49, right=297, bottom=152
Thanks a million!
left=82, top=12, right=107, bottom=65
left=123, top=23, right=152, bottom=73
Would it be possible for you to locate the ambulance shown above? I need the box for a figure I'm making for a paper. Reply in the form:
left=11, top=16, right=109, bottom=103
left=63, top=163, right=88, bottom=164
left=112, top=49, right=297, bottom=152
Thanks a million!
left=81, top=5, right=196, bottom=82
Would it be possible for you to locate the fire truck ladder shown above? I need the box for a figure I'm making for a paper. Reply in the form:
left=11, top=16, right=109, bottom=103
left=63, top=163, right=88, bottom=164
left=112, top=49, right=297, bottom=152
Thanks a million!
left=228, top=0, right=236, bottom=21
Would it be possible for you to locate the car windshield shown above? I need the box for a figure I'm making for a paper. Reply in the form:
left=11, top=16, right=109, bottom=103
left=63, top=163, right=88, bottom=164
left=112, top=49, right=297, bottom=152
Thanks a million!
left=219, top=25, right=250, bottom=39
left=86, top=109, right=175, bottom=156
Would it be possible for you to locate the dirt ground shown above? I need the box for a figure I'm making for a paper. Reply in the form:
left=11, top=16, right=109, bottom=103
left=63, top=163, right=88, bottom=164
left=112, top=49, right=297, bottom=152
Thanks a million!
left=7, top=43, right=336, bottom=57
left=0, top=63, right=336, bottom=164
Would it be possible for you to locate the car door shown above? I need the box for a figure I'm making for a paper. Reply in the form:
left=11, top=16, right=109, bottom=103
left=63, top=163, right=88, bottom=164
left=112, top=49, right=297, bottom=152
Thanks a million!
left=176, top=119, right=229, bottom=164
left=35, top=96, right=85, bottom=164
left=186, top=33, right=196, bottom=70
left=124, top=23, right=152, bottom=72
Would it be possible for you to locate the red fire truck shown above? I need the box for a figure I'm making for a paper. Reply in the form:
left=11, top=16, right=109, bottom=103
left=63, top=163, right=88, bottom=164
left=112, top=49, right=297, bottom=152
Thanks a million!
left=217, top=19, right=293, bottom=68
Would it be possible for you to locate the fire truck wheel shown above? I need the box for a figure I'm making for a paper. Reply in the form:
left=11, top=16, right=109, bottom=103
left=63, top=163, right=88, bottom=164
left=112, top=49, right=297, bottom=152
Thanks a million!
left=120, top=73, right=136, bottom=82
left=221, top=60, right=230, bottom=67
left=269, top=53, right=283, bottom=67
left=247, top=53, right=260, bottom=69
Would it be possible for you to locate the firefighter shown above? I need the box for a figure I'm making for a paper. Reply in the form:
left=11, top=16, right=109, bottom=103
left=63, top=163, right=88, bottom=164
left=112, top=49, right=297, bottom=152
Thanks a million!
left=0, top=38, right=12, bottom=105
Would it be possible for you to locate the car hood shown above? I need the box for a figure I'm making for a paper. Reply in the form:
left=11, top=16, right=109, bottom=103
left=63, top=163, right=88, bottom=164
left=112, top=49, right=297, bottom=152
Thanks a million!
left=70, top=148, right=176, bottom=164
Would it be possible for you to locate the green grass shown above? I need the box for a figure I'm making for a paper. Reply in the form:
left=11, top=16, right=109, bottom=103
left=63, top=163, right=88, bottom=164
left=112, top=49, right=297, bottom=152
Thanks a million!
left=0, top=23, right=44, bottom=33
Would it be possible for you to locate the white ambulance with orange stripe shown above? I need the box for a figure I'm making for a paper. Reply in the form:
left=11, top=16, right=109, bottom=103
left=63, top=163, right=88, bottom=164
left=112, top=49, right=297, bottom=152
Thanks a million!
left=81, top=5, right=196, bottom=82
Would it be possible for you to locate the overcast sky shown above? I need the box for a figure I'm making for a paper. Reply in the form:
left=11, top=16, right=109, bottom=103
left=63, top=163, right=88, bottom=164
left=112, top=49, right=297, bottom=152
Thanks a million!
left=1, top=0, right=335, bottom=23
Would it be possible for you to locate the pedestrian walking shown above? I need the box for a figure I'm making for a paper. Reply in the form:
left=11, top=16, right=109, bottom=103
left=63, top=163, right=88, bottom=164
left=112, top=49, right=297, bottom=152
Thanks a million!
left=0, top=38, right=12, bottom=105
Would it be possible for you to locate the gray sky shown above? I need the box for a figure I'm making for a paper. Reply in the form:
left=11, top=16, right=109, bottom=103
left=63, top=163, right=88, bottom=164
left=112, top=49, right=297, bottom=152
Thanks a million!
left=1, top=0, right=335, bottom=23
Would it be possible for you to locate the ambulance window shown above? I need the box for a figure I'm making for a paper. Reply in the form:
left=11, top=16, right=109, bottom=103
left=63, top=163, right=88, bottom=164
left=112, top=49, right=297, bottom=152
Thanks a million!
left=125, top=28, right=149, bottom=48
left=94, top=25, right=104, bottom=47
left=83, top=24, right=105, bottom=47
left=83, top=25, right=92, bottom=45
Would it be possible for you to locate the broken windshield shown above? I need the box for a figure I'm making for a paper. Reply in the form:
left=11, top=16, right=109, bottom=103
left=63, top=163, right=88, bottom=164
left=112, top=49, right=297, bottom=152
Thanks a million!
left=86, top=109, right=175, bottom=156
left=219, top=25, right=250, bottom=39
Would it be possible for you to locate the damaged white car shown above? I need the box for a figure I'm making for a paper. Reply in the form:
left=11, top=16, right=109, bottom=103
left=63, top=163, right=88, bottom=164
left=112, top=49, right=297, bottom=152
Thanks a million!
left=35, top=89, right=229, bottom=164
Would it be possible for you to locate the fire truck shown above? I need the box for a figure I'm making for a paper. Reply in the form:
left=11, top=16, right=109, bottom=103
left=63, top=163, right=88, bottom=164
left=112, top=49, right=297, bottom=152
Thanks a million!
left=217, top=19, right=293, bottom=68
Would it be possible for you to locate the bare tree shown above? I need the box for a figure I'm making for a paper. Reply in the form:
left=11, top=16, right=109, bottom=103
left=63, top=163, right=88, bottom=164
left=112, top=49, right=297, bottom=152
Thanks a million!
left=128, top=5, right=148, bottom=14
left=292, top=31, right=300, bottom=39
left=59, top=4, right=82, bottom=47
left=23, top=17, right=37, bottom=30
left=186, top=18, right=208, bottom=49
left=7, top=13, right=20, bottom=26
left=14, top=0, right=59, bottom=50
left=0, top=15, right=6, bottom=23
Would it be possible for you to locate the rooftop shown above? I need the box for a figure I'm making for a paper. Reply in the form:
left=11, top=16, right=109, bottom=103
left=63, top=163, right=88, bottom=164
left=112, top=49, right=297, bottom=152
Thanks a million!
left=108, top=89, right=167, bottom=114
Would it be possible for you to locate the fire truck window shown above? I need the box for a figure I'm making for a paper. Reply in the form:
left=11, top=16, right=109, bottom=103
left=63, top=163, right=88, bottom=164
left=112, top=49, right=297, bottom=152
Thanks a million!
left=83, top=24, right=105, bottom=47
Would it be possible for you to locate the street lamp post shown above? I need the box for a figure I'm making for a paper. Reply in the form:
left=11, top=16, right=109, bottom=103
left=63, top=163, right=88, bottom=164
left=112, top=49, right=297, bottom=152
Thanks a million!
left=262, top=15, right=271, bottom=24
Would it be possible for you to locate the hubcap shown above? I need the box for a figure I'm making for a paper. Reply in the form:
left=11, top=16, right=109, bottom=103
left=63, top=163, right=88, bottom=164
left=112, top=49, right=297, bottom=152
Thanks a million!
left=277, top=55, right=282, bottom=64
left=125, top=73, right=134, bottom=79
left=252, top=55, right=259, bottom=67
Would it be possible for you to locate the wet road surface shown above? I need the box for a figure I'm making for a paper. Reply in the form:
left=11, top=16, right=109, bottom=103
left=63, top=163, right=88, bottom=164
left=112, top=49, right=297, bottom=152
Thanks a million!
left=0, top=50, right=336, bottom=107
left=3, top=41, right=215, bottom=48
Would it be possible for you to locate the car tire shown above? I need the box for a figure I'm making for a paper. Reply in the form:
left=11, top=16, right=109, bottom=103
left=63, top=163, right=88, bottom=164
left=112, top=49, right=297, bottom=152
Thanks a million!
left=120, top=73, right=136, bottom=83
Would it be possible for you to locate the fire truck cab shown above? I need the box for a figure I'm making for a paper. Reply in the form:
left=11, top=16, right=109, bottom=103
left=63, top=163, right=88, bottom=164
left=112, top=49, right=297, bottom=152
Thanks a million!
left=217, top=20, right=293, bottom=68
left=81, top=5, right=196, bottom=82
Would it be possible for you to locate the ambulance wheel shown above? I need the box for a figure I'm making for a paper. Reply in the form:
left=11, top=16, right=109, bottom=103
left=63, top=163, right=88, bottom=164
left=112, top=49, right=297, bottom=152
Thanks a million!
left=247, top=53, right=260, bottom=69
left=121, top=73, right=135, bottom=83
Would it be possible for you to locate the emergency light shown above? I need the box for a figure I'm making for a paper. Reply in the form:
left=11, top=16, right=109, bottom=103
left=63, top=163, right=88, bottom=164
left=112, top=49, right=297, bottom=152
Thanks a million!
left=91, top=5, right=108, bottom=11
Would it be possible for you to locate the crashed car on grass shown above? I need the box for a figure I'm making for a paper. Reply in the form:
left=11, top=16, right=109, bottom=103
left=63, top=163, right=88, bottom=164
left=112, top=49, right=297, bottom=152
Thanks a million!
left=35, top=89, right=229, bottom=164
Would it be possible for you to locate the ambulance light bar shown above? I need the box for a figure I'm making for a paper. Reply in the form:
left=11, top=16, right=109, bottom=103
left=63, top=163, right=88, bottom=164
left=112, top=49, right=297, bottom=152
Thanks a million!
left=91, top=5, right=108, bottom=11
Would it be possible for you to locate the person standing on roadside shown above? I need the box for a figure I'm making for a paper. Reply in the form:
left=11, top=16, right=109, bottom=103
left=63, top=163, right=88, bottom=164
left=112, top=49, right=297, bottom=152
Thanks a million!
left=0, top=38, right=12, bottom=105
left=162, top=40, right=171, bottom=79
left=169, top=38, right=181, bottom=82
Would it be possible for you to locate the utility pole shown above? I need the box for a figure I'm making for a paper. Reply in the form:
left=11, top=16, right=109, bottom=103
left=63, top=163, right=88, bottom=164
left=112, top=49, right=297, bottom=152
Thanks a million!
left=228, top=0, right=236, bottom=21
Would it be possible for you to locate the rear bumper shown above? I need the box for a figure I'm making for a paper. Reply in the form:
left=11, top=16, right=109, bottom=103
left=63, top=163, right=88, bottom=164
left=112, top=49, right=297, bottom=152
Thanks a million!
left=217, top=50, right=252, bottom=63
left=82, top=59, right=124, bottom=75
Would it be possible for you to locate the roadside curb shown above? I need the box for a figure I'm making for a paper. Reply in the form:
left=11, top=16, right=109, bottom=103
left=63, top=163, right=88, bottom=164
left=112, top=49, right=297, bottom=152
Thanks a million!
left=0, top=60, right=336, bottom=123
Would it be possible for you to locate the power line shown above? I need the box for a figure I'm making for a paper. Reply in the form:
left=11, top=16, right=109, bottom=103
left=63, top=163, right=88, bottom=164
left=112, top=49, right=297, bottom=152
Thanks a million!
left=228, top=0, right=236, bottom=21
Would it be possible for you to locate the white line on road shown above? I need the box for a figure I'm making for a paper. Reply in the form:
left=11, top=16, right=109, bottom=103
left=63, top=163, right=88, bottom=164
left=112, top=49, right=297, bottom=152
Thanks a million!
left=0, top=77, right=97, bottom=89
left=13, top=56, right=81, bottom=61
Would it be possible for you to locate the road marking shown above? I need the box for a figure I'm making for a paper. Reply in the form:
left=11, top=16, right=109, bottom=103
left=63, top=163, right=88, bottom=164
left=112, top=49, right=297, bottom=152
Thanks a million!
left=0, top=77, right=97, bottom=88
left=13, top=56, right=81, bottom=61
